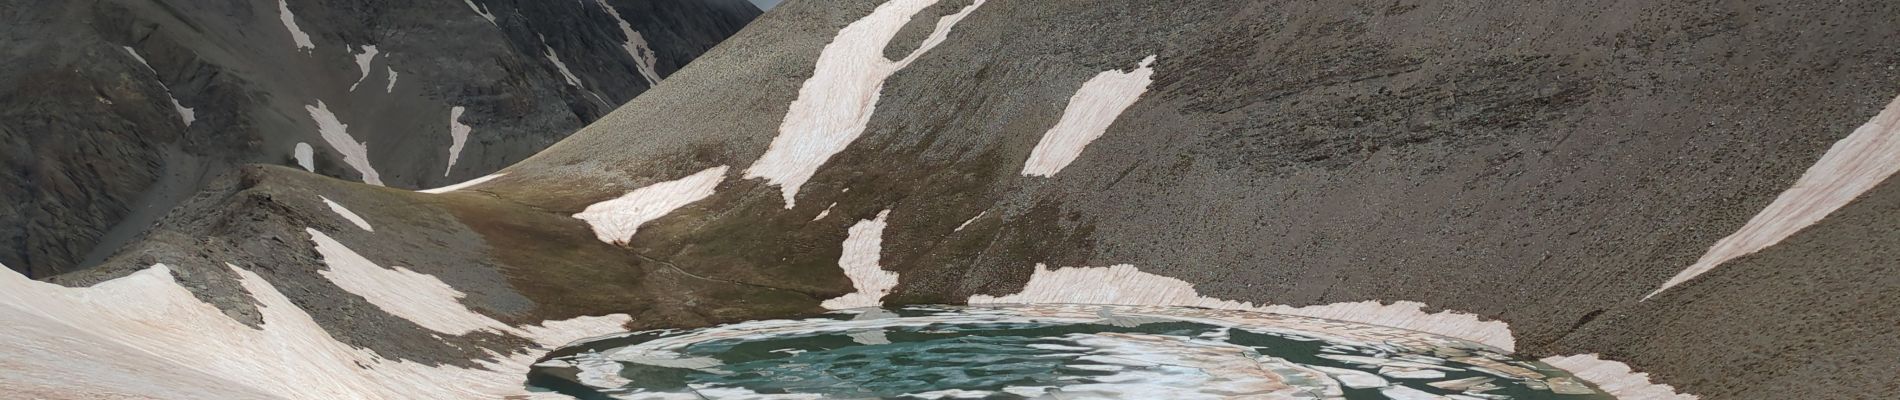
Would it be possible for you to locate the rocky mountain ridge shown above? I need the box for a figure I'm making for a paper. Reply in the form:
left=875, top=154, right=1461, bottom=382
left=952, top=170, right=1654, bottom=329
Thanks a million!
left=0, top=0, right=758, bottom=277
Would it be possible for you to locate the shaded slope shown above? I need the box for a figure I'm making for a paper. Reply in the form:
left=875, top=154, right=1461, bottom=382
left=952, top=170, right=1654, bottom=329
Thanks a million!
left=0, top=0, right=759, bottom=277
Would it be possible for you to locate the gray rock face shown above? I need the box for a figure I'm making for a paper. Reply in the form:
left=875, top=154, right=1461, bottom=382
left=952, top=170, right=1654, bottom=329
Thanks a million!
left=0, top=0, right=758, bottom=277
left=12, top=0, right=1900, bottom=398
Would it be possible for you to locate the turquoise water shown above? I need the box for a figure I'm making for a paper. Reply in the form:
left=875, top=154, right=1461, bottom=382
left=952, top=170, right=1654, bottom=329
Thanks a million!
left=527, top=305, right=1611, bottom=399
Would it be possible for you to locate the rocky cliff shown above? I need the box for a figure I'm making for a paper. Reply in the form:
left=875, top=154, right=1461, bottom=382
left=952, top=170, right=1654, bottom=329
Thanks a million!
left=0, top=0, right=757, bottom=277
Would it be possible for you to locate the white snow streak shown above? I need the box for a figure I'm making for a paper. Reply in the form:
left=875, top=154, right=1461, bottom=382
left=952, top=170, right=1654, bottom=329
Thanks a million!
left=445, top=106, right=472, bottom=176
left=1648, top=95, right=1900, bottom=299
left=0, top=261, right=630, bottom=399
left=574, top=166, right=728, bottom=245
left=1022, top=55, right=1156, bottom=176
left=954, top=211, right=985, bottom=231
left=419, top=173, right=506, bottom=194
left=122, top=46, right=196, bottom=126
left=385, top=67, right=399, bottom=92
left=813, top=202, right=837, bottom=221
left=293, top=142, right=315, bottom=172
left=348, top=45, right=379, bottom=92
left=122, top=46, right=153, bottom=70
left=306, top=101, right=383, bottom=186
left=462, top=0, right=497, bottom=24
left=592, top=0, right=663, bottom=85
left=821, top=210, right=898, bottom=309
left=744, top=0, right=987, bottom=208
left=540, top=37, right=583, bottom=88
left=318, top=196, right=373, bottom=232
left=277, top=0, right=315, bottom=51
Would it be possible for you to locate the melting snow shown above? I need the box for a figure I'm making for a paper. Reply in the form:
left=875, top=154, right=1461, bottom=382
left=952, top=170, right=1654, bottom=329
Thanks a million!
left=574, top=167, right=728, bottom=245
left=306, top=101, right=383, bottom=186
left=1309, top=365, right=1389, bottom=389
left=1380, top=386, right=1443, bottom=400
left=277, top=0, right=315, bottom=51
left=744, top=0, right=987, bottom=208
left=572, top=352, right=632, bottom=389
left=445, top=106, right=472, bottom=176
left=1648, top=95, right=1900, bottom=299
left=348, top=45, right=380, bottom=92
left=1022, top=55, right=1156, bottom=177
left=318, top=196, right=373, bottom=232
left=591, top=0, right=662, bottom=85
left=821, top=210, right=897, bottom=309
left=293, top=142, right=315, bottom=172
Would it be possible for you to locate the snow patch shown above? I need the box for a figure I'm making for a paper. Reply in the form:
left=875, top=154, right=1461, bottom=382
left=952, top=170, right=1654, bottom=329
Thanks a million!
left=306, top=101, right=383, bottom=186
left=591, top=0, right=663, bottom=85
left=0, top=261, right=630, bottom=399
left=744, top=0, right=987, bottom=208
left=574, top=167, right=728, bottom=245
left=385, top=67, right=399, bottom=92
left=1542, top=354, right=1698, bottom=399
left=348, top=45, right=379, bottom=91
left=277, top=0, right=315, bottom=51
left=353, top=45, right=379, bottom=76
left=168, top=97, right=196, bottom=126
left=420, top=173, right=505, bottom=194
left=318, top=196, right=373, bottom=232
left=445, top=106, right=471, bottom=176
left=821, top=210, right=898, bottom=309
left=122, top=46, right=196, bottom=126
left=310, top=229, right=518, bottom=335
left=293, top=142, right=315, bottom=172
left=1022, top=55, right=1156, bottom=177
left=1649, top=95, right=1900, bottom=298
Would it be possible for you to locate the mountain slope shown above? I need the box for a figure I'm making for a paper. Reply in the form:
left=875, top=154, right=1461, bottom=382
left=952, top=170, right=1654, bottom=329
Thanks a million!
left=7, top=0, right=1900, bottom=398
left=0, top=0, right=758, bottom=277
